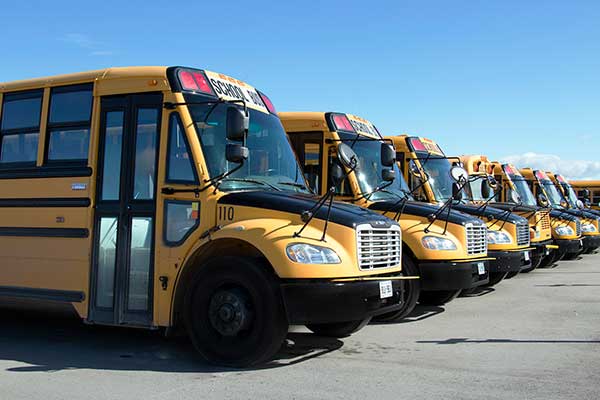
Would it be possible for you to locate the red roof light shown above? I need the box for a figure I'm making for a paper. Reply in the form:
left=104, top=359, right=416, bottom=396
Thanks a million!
left=192, top=72, right=214, bottom=95
left=177, top=69, right=215, bottom=95
left=535, top=170, right=548, bottom=180
left=409, top=137, right=427, bottom=152
left=179, top=70, right=198, bottom=91
left=332, top=114, right=355, bottom=132
left=259, top=92, right=277, bottom=114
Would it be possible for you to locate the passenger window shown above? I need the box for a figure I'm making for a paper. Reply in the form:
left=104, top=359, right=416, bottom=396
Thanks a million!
left=164, top=201, right=200, bottom=245
left=0, top=90, right=42, bottom=164
left=46, top=84, right=93, bottom=163
left=303, top=142, right=321, bottom=193
left=167, top=113, right=197, bottom=183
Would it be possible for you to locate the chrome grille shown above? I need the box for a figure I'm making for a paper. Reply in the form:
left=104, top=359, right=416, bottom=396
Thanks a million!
left=466, top=223, right=487, bottom=255
left=516, top=222, right=530, bottom=246
left=356, top=224, right=401, bottom=270
left=575, top=220, right=581, bottom=236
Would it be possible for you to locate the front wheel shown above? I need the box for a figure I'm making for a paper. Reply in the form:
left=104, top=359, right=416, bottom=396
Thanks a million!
left=373, top=254, right=420, bottom=322
left=418, top=289, right=461, bottom=306
left=184, top=256, right=288, bottom=367
left=306, top=318, right=371, bottom=338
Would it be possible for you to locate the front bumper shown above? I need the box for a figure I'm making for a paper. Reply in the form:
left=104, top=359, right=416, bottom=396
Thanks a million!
left=417, top=259, right=489, bottom=291
left=582, top=235, right=600, bottom=252
left=531, top=239, right=554, bottom=258
left=555, top=238, right=583, bottom=257
left=488, top=250, right=531, bottom=273
left=281, top=278, right=404, bottom=324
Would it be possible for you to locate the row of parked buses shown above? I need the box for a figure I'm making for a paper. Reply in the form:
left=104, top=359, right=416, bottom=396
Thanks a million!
left=0, top=66, right=598, bottom=367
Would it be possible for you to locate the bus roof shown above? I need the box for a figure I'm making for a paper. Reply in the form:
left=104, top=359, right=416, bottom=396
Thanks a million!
left=570, top=180, right=600, bottom=187
left=280, top=112, right=380, bottom=139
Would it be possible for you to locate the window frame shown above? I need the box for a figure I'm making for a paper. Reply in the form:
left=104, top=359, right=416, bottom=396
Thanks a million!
left=163, top=200, right=201, bottom=246
left=165, top=112, right=200, bottom=185
left=44, top=83, right=93, bottom=166
left=0, top=89, right=43, bottom=168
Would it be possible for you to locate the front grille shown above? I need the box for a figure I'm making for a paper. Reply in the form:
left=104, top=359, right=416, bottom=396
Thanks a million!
left=541, top=214, right=551, bottom=230
left=575, top=220, right=581, bottom=236
left=466, top=223, right=487, bottom=255
left=356, top=224, right=401, bottom=270
left=516, top=222, right=530, bottom=246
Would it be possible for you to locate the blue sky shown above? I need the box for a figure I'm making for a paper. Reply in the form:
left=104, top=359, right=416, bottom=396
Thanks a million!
left=2, top=1, right=599, bottom=178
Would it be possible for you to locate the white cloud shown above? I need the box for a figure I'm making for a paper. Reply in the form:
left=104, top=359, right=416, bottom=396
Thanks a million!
left=60, top=33, right=114, bottom=56
left=500, top=152, right=600, bottom=180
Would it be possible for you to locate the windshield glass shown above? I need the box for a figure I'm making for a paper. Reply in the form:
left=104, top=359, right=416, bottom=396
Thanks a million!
left=418, top=156, right=469, bottom=203
left=540, top=179, right=565, bottom=208
left=467, top=174, right=497, bottom=202
left=190, top=103, right=309, bottom=193
left=561, top=183, right=579, bottom=207
left=507, top=175, right=537, bottom=206
left=338, top=132, right=413, bottom=201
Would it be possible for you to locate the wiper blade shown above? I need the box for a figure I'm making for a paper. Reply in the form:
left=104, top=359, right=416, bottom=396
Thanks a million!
left=277, top=181, right=309, bottom=190
left=221, top=178, right=282, bottom=191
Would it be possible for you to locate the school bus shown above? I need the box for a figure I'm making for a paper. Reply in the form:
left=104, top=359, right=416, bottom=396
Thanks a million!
left=0, top=67, right=406, bottom=367
left=569, top=180, right=600, bottom=211
left=518, top=168, right=585, bottom=261
left=280, top=112, right=490, bottom=318
left=459, top=156, right=553, bottom=273
left=391, top=136, right=531, bottom=286
left=546, top=172, right=600, bottom=254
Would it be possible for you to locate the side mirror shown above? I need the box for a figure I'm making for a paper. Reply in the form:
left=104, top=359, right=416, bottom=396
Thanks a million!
left=408, top=160, right=421, bottom=177
left=481, top=180, right=491, bottom=199
left=452, top=182, right=462, bottom=200
left=450, top=165, right=468, bottom=183
left=382, top=168, right=395, bottom=182
left=330, top=162, right=345, bottom=186
left=537, top=193, right=549, bottom=207
left=226, top=143, right=249, bottom=163
left=487, top=175, right=498, bottom=189
left=582, top=189, right=591, bottom=199
left=380, top=143, right=396, bottom=167
left=576, top=199, right=584, bottom=209
left=337, top=143, right=359, bottom=171
left=226, top=107, right=249, bottom=141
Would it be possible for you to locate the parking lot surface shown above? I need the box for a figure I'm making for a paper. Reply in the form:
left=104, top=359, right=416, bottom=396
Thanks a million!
left=0, top=254, right=599, bottom=400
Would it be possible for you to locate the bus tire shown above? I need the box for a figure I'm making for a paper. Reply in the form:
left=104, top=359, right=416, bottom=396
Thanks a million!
left=485, top=271, right=509, bottom=287
left=184, top=256, right=288, bottom=368
left=418, top=289, right=461, bottom=306
left=306, top=318, right=371, bottom=338
left=372, top=254, right=420, bottom=322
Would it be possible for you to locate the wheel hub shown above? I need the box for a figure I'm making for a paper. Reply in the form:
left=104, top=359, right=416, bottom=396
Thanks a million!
left=208, top=289, right=252, bottom=336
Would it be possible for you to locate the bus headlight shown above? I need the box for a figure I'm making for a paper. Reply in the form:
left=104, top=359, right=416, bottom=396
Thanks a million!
left=286, top=243, right=341, bottom=264
left=421, top=236, right=457, bottom=250
left=554, top=226, right=574, bottom=236
left=487, top=230, right=512, bottom=244
left=582, top=224, right=596, bottom=233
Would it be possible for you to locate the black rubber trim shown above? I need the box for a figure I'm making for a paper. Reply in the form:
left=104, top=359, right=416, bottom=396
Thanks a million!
left=0, top=227, right=89, bottom=238
left=417, top=259, right=490, bottom=290
left=488, top=250, right=527, bottom=273
left=0, top=166, right=92, bottom=179
left=0, top=198, right=90, bottom=208
left=0, top=286, right=85, bottom=302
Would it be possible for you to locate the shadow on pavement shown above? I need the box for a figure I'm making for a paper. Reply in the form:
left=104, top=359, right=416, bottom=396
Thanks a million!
left=534, top=284, right=600, bottom=287
left=0, top=307, right=342, bottom=373
left=459, top=287, right=496, bottom=298
left=417, top=338, right=600, bottom=345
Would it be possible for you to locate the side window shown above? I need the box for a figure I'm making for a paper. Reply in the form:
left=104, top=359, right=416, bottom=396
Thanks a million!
left=164, top=201, right=200, bottom=245
left=46, top=84, right=93, bottom=163
left=0, top=90, right=43, bottom=165
left=167, top=113, right=198, bottom=183
left=303, top=142, right=321, bottom=193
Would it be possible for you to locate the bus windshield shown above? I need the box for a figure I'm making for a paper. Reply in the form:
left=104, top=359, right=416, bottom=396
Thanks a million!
left=560, top=182, right=579, bottom=207
left=467, top=174, right=497, bottom=202
left=540, top=179, right=565, bottom=208
left=506, top=175, right=537, bottom=206
left=419, top=156, right=469, bottom=203
left=191, top=103, right=309, bottom=193
left=338, top=133, right=413, bottom=201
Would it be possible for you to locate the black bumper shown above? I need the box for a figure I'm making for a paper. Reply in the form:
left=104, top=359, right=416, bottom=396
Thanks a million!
left=488, top=250, right=530, bottom=273
left=555, top=238, right=583, bottom=256
left=280, top=279, right=404, bottom=325
left=582, top=235, right=600, bottom=252
left=417, top=260, right=489, bottom=291
left=531, top=239, right=553, bottom=258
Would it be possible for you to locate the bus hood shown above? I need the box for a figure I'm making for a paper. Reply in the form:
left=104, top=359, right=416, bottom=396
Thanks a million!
left=367, top=200, right=485, bottom=226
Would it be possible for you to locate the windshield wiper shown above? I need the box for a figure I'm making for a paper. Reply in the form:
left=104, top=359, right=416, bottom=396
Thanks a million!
left=218, top=178, right=282, bottom=191
left=277, top=181, right=310, bottom=192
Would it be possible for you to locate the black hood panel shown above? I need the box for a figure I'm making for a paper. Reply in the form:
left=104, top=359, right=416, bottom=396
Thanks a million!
left=452, top=203, right=524, bottom=225
left=367, top=200, right=483, bottom=226
left=218, top=191, right=397, bottom=229
left=549, top=209, right=579, bottom=222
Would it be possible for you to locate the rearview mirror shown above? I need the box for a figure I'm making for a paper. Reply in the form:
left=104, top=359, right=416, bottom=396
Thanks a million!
left=330, top=162, right=345, bottom=186
left=450, top=165, right=468, bottom=183
left=382, top=168, right=395, bottom=182
left=380, top=143, right=396, bottom=167
left=337, top=143, right=359, bottom=171
left=452, top=182, right=462, bottom=200
left=226, top=107, right=249, bottom=141
left=537, top=193, right=549, bottom=207
left=487, top=175, right=498, bottom=189
left=481, top=180, right=491, bottom=199
left=582, top=189, right=591, bottom=199
left=576, top=199, right=584, bottom=209
left=226, top=143, right=249, bottom=163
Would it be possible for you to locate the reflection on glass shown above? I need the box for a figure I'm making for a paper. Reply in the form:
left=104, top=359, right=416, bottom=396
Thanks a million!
left=133, top=109, right=158, bottom=200
left=128, top=217, right=153, bottom=311
left=167, top=114, right=196, bottom=182
left=48, top=128, right=90, bottom=161
left=165, top=202, right=199, bottom=244
left=0, top=132, right=39, bottom=163
left=96, top=217, right=118, bottom=309
left=101, top=111, right=124, bottom=200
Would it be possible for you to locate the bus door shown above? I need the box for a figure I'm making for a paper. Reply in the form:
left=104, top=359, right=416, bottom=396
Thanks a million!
left=89, top=93, right=162, bottom=326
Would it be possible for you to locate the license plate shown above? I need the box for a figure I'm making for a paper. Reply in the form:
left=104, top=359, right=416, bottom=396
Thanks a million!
left=477, top=262, right=486, bottom=275
left=524, top=251, right=530, bottom=261
left=379, top=280, right=393, bottom=299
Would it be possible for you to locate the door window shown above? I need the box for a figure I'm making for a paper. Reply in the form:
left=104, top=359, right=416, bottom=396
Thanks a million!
left=133, top=109, right=159, bottom=200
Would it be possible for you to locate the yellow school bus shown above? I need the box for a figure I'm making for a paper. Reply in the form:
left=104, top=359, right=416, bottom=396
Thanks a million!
left=546, top=172, right=600, bottom=254
left=0, top=67, right=406, bottom=367
left=518, top=168, right=584, bottom=261
left=280, top=112, right=491, bottom=320
left=569, top=180, right=600, bottom=211
left=459, top=156, right=553, bottom=272
left=391, top=136, right=532, bottom=286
